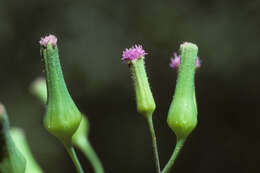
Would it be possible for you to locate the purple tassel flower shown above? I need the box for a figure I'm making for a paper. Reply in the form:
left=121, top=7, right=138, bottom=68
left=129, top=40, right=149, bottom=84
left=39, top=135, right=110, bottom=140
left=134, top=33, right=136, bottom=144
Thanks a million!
left=39, top=34, right=57, bottom=48
left=122, top=44, right=147, bottom=63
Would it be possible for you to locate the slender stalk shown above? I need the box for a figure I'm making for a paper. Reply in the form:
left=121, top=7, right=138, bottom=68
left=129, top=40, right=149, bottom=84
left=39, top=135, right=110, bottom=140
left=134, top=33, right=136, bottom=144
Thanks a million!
left=161, top=137, right=186, bottom=173
left=76, top=138, right=105, bottom=173
left=147, top=115, right=161, bottom=173
left=64, top=143, right=85, bottom=173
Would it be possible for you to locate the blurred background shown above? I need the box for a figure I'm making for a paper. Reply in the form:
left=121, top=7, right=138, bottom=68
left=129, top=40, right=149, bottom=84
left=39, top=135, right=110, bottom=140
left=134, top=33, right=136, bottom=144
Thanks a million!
left=0, top=0, right=260, bottom=172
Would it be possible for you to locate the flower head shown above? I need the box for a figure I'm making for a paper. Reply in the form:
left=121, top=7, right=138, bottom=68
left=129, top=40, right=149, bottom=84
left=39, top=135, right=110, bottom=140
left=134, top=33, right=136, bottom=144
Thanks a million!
left=169, top=52, right=201, bottom=69
left=122, top=44, right=147, bottom=63
left=40, top=35, right=82, bottom=142
left=167, top=42, right=199, bottom=139
left=39, top=34, right=57, bottom=48
left=122, top=44, right=155, bottom=117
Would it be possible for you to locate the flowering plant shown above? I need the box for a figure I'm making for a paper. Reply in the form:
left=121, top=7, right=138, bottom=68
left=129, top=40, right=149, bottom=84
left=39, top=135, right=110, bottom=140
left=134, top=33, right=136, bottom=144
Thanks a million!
left=0, top=35, right=201, bottom=173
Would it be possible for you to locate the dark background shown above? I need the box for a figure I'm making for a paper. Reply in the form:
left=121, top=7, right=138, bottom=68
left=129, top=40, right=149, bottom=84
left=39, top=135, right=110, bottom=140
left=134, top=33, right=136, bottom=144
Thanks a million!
left=0, top=0, right=260, bottom=172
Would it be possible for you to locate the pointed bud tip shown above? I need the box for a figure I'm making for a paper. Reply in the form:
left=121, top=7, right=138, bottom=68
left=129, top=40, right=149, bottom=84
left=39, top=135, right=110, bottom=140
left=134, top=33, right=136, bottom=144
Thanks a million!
left=39, top=34, right=57, bottom=48
left=122, top=44, right=147, bottom=63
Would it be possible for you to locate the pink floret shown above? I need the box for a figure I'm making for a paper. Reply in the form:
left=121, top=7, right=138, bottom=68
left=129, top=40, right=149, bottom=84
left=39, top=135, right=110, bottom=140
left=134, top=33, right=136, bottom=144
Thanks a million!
left=169, top=52, right=201, bottom=69
left=195, top=58, right=201, bottom=68
left=169, top=53, right=181, bottom=69
left=122, top=44, right=147, bottom=62
left=39, top=34, right=57, bottom=48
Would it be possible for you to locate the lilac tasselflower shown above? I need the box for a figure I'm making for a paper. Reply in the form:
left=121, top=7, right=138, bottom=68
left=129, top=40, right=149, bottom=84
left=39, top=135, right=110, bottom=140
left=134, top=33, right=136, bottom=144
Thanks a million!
left=39, top=34, right=57, bottom=48
left=122, top=44, right=147, bottom=63
left=121, top=44, right=155, bottom=116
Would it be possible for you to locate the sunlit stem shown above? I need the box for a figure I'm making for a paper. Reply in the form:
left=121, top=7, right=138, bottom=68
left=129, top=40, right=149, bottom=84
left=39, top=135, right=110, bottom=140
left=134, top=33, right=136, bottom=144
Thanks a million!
left=147, top=114, right=161, bottom=173
left=161, top=137, right=186, bottom=173
left=64, top=142, right=85, bottom=173
left=75, top=138, right=105, bottom=173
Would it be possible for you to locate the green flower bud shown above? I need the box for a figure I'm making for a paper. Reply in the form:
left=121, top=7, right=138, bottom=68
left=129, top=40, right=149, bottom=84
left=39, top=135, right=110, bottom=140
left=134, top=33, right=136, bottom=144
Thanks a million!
left=29, top=77, right=90, bottom=146
left=122, top=45, right=156, bottom=117
left=29, top=76, right=103, bottom=173
left=167, top=42, right=198, bottom=139
left=0, top=104, right=26, bottom=173
left=29, top=77, right=47, bottom=104
left=40, top=35, right=82, bottom=142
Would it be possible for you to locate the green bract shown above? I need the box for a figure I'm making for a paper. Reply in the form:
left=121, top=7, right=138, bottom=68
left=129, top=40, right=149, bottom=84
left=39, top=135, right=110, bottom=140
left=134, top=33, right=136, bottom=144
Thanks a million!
left=0, top=104, right=26, bottom=173
left=130, top=58, right=156, bottom=117
left=42, top=43, right=82, bottom=142
left=167, top=42, right=198, bottom=139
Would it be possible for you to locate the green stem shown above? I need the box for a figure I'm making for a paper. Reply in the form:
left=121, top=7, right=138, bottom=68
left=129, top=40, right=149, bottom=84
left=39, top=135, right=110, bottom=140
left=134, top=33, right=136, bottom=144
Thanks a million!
left=161, top=137, right=186, bottom=173
left=64, top=143, right=85, bottom=173
left=76, top=138, right=105, bottom=173
left=147, top=115, right=161, bottom=173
